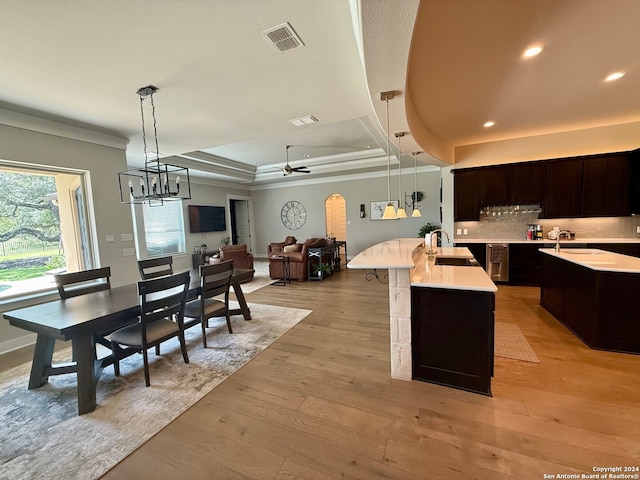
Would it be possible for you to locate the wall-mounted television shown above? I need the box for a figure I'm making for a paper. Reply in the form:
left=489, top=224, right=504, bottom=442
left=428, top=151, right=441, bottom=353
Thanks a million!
left=188, top=205, right=226, bottom=233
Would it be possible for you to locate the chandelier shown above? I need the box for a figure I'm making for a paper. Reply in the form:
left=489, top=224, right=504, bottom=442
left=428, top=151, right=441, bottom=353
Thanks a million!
left=118, top=86, right=191, bottom=205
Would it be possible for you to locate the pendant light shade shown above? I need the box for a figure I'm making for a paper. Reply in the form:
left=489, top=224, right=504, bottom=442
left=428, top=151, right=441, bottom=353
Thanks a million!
left=395, top=131, right=407, bottom=219
left=380, top=91, right=397, bottom=220
left=411, top=151, right=422, bottom=217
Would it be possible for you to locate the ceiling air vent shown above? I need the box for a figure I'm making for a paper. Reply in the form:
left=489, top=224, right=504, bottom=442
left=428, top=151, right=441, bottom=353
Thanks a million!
left=261, top=22, right=304, bottom=53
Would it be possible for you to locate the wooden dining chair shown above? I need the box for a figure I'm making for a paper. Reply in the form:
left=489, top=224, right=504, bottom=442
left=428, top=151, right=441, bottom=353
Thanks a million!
left=184, top=260, right=234, bottom=348
left=54, top=267, right=116, bottom=354
left=54, top=266, right=111, bottom=298
left=137, top=256, right=173, bottom=280
left=109, top=270, right=191, bottom=387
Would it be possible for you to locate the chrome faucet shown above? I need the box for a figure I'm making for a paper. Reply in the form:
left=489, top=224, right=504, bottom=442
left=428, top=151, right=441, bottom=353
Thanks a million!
left=426, top=229, right=451, bottom=255
left=555, top=230, right=572, bottom=253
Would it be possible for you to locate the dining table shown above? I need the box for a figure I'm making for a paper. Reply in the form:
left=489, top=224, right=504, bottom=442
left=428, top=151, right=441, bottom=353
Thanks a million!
left=2, top=268, right=254, bottom=415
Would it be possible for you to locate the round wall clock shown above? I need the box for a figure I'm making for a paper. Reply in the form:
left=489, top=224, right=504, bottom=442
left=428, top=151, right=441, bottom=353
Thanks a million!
left=281, top=200, right=306, bottom=230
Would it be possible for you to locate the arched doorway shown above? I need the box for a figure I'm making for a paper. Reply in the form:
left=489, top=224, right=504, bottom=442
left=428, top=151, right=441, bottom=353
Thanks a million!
left=325, top=194, right=347, bottom=242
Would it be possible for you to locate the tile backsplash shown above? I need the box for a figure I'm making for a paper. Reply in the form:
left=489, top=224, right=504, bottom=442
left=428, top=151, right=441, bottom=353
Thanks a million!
left=455, top=213, right=640, bottom=240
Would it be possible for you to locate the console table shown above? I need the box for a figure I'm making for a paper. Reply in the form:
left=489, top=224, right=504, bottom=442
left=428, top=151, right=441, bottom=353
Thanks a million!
left=307, top=241, right=347, bottom=281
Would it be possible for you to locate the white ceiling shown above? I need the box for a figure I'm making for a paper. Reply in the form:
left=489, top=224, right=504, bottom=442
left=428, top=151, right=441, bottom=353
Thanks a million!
left=0, top=0, right=639, bottom=185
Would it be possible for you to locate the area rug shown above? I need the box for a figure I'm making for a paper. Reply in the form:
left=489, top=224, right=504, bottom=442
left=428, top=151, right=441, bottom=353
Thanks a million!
left=239, top=261, right=274, bottom=294
left=0, top=302, right=312, bottom=480
left=494, top=322, right=540, bottom=363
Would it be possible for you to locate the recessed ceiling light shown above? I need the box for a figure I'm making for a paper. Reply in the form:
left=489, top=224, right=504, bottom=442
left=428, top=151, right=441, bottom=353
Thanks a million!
left=363, top=145, right=371, bottom=149
left=483, top=121, right=495, bottom=128
left=605, top=71, right=625, bottom=82
left=523, top=45, right=544, bottom=58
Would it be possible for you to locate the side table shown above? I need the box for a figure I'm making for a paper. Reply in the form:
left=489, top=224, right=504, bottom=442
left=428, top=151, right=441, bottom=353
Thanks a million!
left=271, top=255, right=291, bottom=286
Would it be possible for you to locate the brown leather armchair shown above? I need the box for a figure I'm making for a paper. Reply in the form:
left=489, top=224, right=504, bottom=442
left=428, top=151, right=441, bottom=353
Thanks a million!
left=219, top=244, right=254, bottom=281
left=268, top=237, right=327, bottom=281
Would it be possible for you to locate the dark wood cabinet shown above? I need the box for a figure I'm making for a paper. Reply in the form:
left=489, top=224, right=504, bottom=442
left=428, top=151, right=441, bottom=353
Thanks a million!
left=630, top=149, right=640, bottom=214
left=412, top=286, right=494, bottom=396
left=479, top=165, right=512, bottom=206
left=582, top=154, right=631, bottom=217
left=544, top=158, right=584, bottom=218
left=539, top=254, right=566, bottom=320
left=452, top=150, right=635, bottom=222
left=509, top=244, right=543, bottom=286
left=511, top=161, right=547, bottom=205
left=453, top=169, right=479, bottom=221
left=540, top=252, right=640, bottom=354
left=455, top=242, right=486, bottom=269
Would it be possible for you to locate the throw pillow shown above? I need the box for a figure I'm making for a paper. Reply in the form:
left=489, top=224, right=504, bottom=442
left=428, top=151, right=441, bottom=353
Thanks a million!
left=283, top=244, right=298, bottom=253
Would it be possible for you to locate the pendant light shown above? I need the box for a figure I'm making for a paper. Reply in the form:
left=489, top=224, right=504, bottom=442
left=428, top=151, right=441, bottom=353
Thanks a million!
left=380, top=91, right=397, bottom=219
left=411, top=151, right=422, bottom=217
left=395, top=131, right=407, bottom=219
left=118, top=86, right=191, bottom=205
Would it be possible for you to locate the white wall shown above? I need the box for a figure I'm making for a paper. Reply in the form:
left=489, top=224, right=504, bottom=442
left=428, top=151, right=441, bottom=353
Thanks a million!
left=251, top=169, right=443, bottom=257
left=0, top=122, right=135, bottom=349
left=174, top=179, right=253, bottom=272
left=453, top=122, right=640, bottom=168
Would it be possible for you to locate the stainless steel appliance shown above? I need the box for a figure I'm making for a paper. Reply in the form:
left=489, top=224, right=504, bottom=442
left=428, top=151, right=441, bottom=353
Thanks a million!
left=486, top=243, right=509, bottom=282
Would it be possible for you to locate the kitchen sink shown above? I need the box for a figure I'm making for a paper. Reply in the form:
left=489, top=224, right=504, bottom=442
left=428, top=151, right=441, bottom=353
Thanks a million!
left=434, top=257, right=480, bottom=266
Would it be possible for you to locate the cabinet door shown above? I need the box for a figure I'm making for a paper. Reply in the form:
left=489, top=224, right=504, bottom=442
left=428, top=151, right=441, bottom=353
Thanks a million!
left=540, top=254, right=566, bottom=319
left=455, top=242, right=486, bottom=269
left=479, top=165, right=512, bottom=206
left=453, top=170, right=479, bottom=221
left=544, top=159, right=583, bottom=218
left=512, top=162, right=547, bottom=205
left=509, top=244, right=542, bottom=286
left=582, top=155, right=630, bottom=216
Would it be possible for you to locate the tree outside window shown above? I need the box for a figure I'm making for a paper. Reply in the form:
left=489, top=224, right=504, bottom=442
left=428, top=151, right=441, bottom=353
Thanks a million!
left=0, top=166, right=92, bottom=299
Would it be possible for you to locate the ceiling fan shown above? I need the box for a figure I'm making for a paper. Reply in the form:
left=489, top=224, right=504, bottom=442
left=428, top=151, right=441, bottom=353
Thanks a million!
left=277, top=145, right=311, bottom=176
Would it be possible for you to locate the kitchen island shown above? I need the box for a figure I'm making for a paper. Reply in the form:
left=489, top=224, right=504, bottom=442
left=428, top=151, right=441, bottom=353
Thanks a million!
left=540, top=248, right=640, bottom=354
left=348, top=239, right=497, bottom=395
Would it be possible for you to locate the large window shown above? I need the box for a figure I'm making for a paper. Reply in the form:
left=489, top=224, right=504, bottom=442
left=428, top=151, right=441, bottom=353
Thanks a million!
left=0, top=164, right=94, bottom=300
left=135, top=201, right=186, bottom=258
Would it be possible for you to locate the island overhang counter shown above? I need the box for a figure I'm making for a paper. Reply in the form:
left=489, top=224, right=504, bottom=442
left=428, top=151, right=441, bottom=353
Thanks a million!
left=348, top=238, right=497, bottom=394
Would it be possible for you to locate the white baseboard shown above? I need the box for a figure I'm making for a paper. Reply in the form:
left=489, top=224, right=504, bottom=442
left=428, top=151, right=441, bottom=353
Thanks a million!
left=0, top=333, right=36, bottom=356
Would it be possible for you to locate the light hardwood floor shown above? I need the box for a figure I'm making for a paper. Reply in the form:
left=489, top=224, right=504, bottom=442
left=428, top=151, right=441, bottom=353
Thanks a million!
left=4, top=265, right=639, bottom=479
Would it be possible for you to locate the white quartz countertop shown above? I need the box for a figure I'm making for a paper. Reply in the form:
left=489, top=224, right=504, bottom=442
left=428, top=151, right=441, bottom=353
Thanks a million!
left=347, top=239, right=470, bottom=269
left=411, top=261, right=497, bottom=292
left=347, top=238, right=423, bottom=269
left=348, top=239, right=497, bottom=292
left=539, top=248, right=640, bottom=273
left=455, top=238, right=640, bottom=244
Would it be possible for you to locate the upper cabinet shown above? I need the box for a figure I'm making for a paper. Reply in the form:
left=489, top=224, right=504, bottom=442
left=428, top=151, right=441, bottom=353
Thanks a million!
left=581, top=154, right=630, bottom=217
left=479, top=165, right=512, bottom=206
left=544, top=158, right=584, bottom=218
left=511, top=161, right=547, bottom=205
left=453, top=169, right=479, bottom=221
left=452, top=149, right=635, bottom=221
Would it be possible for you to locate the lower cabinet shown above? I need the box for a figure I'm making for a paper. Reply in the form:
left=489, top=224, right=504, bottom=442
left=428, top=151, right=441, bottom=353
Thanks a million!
left=455, top=242, right=486, bottom=269
left=411, top=286, right=495, bottom=396
left=509, top=244, right=544, bottom=286
left=540, top=253, right=640, bottom=354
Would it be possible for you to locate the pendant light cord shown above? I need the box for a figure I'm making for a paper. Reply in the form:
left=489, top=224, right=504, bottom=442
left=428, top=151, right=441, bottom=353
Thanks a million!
left=386, top=98, right=391, bottom=203
left=140, top=94, right=148, bottom=164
